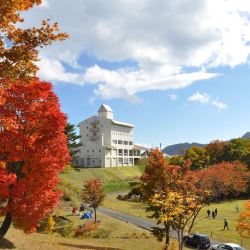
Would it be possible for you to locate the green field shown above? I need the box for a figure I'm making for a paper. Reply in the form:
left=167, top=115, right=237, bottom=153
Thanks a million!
left=103, top=194, right=250, bottom=249
left=60, top=165, right=145, bottom=192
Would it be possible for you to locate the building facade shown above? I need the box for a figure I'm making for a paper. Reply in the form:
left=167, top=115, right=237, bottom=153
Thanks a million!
left=75, top=104, right=143, bottom=168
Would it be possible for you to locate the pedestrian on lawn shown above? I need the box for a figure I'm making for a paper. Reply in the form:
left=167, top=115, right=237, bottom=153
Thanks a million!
left=212, top=211, right=215, bottom=219
left=207, top=209, right=211, bottom=217
left=223, top=219, right=229, bottom=230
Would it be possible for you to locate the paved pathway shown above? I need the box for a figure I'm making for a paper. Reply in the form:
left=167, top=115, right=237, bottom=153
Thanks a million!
left=98, top=206, right=222, bottom=246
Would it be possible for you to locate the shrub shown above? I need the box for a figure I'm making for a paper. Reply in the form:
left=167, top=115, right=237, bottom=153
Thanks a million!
left=55, top=220, right=74, bottom=237
left=38, top=214, right=55, bottom=233
left=61, top=164, right=73, bottom=174
left=75, top=221, right=99, bottom=237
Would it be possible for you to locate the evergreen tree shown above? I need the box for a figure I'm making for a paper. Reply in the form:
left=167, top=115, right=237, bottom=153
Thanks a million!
left=65, top=123, right=82, bottom=159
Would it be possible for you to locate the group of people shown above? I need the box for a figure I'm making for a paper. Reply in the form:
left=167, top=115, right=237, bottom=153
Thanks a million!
left=207, top=208, right=229, bottom=230
left=72, top=203, right=85, bottom=215
left=207, top=208, right=217, bottom=219
left=71, top=203, right=94, bottom=219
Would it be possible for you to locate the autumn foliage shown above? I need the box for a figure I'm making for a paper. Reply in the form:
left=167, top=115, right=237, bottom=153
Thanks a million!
left=0, top=0, right=68, bottom=84
left=237, top=200, right=250, bottom=238
left=141, top=149, right=249, bottom=250
left=81, top=179, right=105, bottom=223
left=195, top=162, right=249, bottom=201
left=141, top=149, right=202, bottom=248
left=0, top=79, right=70, bottom=236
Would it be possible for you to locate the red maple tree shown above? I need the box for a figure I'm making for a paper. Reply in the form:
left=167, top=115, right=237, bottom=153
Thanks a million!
left=81, top=179, right=105, bottom=223
left=0, top=79, right=70, bottom=238
left=195, top=161, right=249, bottom=201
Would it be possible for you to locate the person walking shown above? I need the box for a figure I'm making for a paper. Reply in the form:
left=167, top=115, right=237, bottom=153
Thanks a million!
left=223, top=219, right=229, bottom=230
left=212, top=211, right=215, bottom=219
left=207, top=209, right=211, bottom=217
left=236, top=204, right=239, bottom=212
left=215, top=208, right=217, bottom=216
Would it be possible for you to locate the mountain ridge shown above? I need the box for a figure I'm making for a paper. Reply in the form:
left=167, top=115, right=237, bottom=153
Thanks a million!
left=163, top=131, right=250, bottom=156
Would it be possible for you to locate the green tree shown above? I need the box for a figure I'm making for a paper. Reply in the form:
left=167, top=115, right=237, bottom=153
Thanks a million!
left=167, top=155, right=184, bottom=166
left=184, top=146, right=208, bottom=170
left=224, top=138, right=250, bottom=169
left=65, top=123, right=81, bottom=159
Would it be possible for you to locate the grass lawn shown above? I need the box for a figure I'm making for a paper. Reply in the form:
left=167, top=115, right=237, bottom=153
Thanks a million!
left=1, top=201, right=185, bottom=250
left=103, top=195, right=250, bottom=249
left=60, top=165, right=145, bottom=193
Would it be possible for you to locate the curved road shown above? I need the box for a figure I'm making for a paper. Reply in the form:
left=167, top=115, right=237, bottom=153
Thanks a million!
left=98, top=206, right=222, bottom=246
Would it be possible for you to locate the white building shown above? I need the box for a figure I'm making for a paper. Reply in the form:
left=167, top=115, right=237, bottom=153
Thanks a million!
left=74, top=104, right=146, bottom=168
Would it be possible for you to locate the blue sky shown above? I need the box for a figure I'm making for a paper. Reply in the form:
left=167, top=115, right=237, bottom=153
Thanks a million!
left=23, top=0, right=250, bottom=147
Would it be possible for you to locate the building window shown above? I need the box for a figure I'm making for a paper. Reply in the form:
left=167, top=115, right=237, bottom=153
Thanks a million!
left=124, top=141, right=128, bottom=145
left=118, top=158, right=123, bottom=165
left=129, top=150, right=133, bottom=156
left=92, top=149, right=94, bottom=152
left=99, top=149, right=101, bottom=152
left=124, top=149, right=128, bottom=156
left=129, top=158, right=133, bottom=165
left=113, top=149, right=117, bottom=156
left=112, top=139, right=117, bottom=144
left=124, top=158, right=128, bottom=165
left=87, top=149, right=89, bottom=153
left=118, top=140, right=123, bottom=144
left=118, top=149, right=123, bottom=156
left=129, top=141, right=133, bottom=145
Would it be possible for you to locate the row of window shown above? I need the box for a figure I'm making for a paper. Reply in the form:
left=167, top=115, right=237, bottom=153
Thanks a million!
left=86, top=149, right=101, bottom=153
left=112, top=131, right=133, bottom=137
left=118, top=158, right=133, bottom=165
left=112, top=140, right=133, bottom=145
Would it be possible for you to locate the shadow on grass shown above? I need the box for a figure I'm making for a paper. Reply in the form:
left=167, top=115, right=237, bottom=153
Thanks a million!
left=60, top=243, right=122, bottom=250
left=0, top=238, right=15, bottom=249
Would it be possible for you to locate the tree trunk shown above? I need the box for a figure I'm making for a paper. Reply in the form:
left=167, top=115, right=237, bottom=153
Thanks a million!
left=177, top=231, right=181, bottom=250
left=164, top=221, right=170, bottom=246
left=0, top=213, right=12, bottom=239
left=94, top=208, right=97, bottom=223
left=188, top=209, right=201, bottom=234
left=179, top=229, right=184, bottom=250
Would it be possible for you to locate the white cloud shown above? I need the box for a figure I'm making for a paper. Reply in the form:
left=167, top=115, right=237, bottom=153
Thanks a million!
left=22, top=0, right=250, bottom=100
left=188, top=92, right=211, bottom=103
left=188, top=91, right=227, bottom=110
left=211, top=100, right=228, bottom=110
left=168, top=94, right=178, bottom=101
left=37, top=57, right=85, bottom=84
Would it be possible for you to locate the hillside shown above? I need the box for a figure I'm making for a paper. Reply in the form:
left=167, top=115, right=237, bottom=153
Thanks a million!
left=162, top=142, right=206, bottom=156
left=60, top=165, right=146, bottom=192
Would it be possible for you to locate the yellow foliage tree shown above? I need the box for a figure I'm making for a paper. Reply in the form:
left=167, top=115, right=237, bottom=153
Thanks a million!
left=150, top=191, right=204, bottom=250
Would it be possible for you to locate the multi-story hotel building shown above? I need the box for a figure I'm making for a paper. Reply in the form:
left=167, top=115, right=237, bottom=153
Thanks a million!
left=75, top=104, right=143, bottom=168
